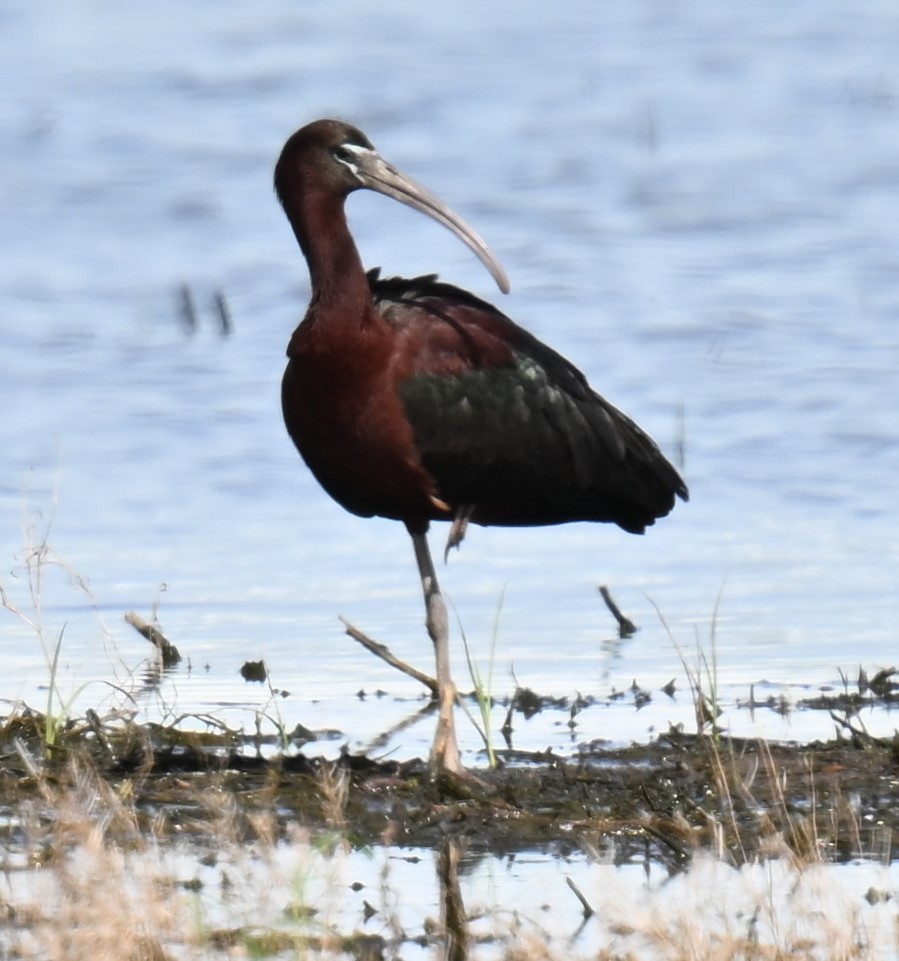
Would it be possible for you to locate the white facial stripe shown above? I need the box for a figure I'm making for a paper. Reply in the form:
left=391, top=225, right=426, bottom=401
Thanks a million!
left=337, top=142, right=377, bottom=178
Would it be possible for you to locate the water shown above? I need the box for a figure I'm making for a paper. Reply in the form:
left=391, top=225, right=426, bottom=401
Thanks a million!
left=5, top=833, right=899, bottom=958
left=2, top=1, right=899, bottom=761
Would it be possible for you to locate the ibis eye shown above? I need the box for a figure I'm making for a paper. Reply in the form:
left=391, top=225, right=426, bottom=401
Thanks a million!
left=333, top=145, right=356, bottom=165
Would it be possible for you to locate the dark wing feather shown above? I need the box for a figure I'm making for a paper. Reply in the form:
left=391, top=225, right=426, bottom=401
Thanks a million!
left=368, top=270, right=688, bottom=534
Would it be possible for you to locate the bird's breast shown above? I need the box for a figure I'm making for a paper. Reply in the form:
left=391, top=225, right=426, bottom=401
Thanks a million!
left=280, top=337, right=442, bottom=525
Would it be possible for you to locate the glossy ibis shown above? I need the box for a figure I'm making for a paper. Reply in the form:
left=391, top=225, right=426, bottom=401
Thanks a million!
left=275, top=119, right=688, bottom=776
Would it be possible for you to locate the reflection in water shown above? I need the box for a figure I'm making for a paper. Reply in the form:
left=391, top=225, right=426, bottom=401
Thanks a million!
left=362, top=700, right=436, bottom=756
left=436, top=837, right=469, bottom=961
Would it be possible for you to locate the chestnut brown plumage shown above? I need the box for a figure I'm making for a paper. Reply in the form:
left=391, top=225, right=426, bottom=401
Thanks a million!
left=275, top=119, right=687, bottom=775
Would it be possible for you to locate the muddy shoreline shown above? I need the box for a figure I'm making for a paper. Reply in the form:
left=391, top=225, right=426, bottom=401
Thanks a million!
left=3, top=710, right=897, bottom=867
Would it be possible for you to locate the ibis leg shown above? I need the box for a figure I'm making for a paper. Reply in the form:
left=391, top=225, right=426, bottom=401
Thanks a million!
left=409, top=528, right=464, bottom=774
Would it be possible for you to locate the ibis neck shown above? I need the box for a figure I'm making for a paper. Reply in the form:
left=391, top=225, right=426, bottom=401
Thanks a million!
left=290, top=190, right=370, bottom=312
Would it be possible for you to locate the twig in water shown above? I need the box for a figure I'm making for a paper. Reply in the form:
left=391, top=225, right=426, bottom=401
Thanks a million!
left=340, top=618, right=437, bottom=695
left=213, top=289, right=233, bottom=337
left=599, top=585, right=637, bottom=637
left=125, top=612, right=181, bottom=668
left=565, top=876, right=595, bottom=919
left=177, top=282, right=198, bottom=335
left=830, top=709, right=883, bottom=748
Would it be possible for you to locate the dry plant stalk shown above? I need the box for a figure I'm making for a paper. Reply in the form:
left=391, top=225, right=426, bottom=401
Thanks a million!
left=7, top=758, right=183, bottom=961
left=317, top=760, right=350, bottom=834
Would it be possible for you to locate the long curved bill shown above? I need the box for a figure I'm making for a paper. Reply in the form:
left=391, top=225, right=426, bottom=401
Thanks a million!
left=346, top=146, right=510, bottom=295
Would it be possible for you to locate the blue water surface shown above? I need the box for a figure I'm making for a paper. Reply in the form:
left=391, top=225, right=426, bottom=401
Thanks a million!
left=2, top=0, right=898, bottom=759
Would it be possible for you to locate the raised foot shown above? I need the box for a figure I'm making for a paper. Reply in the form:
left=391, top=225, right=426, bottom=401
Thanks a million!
left=443, top=505, right=474, bottom=562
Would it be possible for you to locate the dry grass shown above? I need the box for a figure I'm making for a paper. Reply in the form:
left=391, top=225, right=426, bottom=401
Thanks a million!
left=0, top=746, right=896, bottom=961
left=4, top=758, right=184, bottom=961
left=2, top=756, right=380, bottom=961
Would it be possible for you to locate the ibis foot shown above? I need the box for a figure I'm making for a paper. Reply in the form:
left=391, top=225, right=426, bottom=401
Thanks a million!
left=443, top=505, right=474, bottom=562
